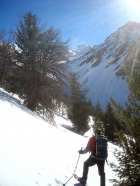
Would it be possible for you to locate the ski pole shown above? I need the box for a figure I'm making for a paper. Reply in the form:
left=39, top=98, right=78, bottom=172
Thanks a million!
left=63, top=148, right=83, bottom=186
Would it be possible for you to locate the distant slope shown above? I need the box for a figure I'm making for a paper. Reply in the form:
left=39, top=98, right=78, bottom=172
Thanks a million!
left=69, top=45, right=92, bottom=58
left=67, top=21, right=140, bottom=109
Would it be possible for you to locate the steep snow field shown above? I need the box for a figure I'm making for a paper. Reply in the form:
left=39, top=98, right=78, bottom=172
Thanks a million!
left=67, top=22, right=140, bottom=110
left=0, top=88, right=118, bottom=186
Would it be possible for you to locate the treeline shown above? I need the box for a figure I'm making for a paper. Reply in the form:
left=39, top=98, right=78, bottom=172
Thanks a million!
left=0, top=12, right=69, bottom=123
left=66, top=73, right=120, bottom=142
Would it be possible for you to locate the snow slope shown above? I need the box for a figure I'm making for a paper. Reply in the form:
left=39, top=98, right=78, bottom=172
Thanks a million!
left=0, top=88, right=118, bottom=186
left=67, top=21, right=140, bottom=110
left=69, top=45, right=92, bottom=59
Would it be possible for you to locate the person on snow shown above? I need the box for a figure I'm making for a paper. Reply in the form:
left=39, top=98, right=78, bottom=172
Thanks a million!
left=78, top=129, right=105, bottom=186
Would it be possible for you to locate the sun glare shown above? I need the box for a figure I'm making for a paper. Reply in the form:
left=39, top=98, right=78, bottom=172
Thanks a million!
left=125, top=0, right=140, bottom=15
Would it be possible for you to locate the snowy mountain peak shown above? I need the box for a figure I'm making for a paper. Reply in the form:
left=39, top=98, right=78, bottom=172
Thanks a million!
left=67, top=21, right=140, bottom=110
left=105, top=21, right=140, bottom=44
left=122, top=21, right=140, bottom=31
left=69, top=44, right=92, bottom=58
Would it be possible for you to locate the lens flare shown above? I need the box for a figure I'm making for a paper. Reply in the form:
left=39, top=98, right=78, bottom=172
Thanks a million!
left=125, top=0, right=140, bottom=15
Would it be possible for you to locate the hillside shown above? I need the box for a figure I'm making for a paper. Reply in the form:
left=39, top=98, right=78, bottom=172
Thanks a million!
left=67, top=21, right=140, bottom=110
left=0, top=88, right=118, bottom=186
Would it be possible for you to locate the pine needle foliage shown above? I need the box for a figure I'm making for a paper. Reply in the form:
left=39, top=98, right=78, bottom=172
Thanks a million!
left=0, top=31, right=15, bottom=90
left=93, top=101, right=104, bottom=121
left=103, top=102, right=120, bottom=142
left=67, top=73, right=91, bottom=135
left=92, top=101, right=105, bottom=135
left=110, top=48, right=140, bottom=186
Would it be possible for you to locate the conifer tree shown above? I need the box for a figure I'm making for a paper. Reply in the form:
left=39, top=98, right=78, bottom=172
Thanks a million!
left=110, top=48, right=140, bottom=186
left=67, top=73, right=90, bottom=135
left=92, top=101, right=105, bottom=135
left=93, top=101, right=104, bottom=121
left=87, top=98, right=95, bottom=116
left=92, top=120, right=105, bottom=136
left=0, top=31, right=15, bottom=90
left=13, top=12, right=69, bottom=122
left=104, top=102, right=120, bottom=142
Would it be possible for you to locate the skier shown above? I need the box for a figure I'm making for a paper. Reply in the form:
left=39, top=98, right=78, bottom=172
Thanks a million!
left=77, top=129, right=105, bottom=186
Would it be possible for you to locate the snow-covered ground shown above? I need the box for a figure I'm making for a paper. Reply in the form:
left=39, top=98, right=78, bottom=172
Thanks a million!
left=69, top=45, right=92, bottom=59
left=0, top=88, right=118, bottom=186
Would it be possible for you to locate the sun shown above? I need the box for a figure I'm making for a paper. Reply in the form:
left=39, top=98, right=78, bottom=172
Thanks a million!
left=125, top=0, right=140, bottom=15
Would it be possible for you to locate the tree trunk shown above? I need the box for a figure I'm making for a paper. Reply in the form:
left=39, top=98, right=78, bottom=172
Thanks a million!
left=27, top=78, right=38, bottom=111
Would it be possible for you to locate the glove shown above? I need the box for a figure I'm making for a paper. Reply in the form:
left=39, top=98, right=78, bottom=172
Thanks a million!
left=78, top=149, right=83, bottom=154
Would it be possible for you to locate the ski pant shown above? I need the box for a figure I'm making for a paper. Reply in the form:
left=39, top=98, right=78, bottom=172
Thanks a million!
left=82, top=156, right=105, bottom=186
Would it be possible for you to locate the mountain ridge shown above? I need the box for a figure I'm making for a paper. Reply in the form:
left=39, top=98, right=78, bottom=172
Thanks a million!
left=67, top=21, right=140, bottom=110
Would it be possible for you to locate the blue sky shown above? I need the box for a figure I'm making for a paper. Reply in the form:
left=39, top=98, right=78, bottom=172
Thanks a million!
left=0, top=0, right=140, bottom=48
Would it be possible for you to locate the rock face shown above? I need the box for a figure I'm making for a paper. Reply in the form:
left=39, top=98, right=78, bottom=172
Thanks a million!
left=67, top=21, right=140, bottom=110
